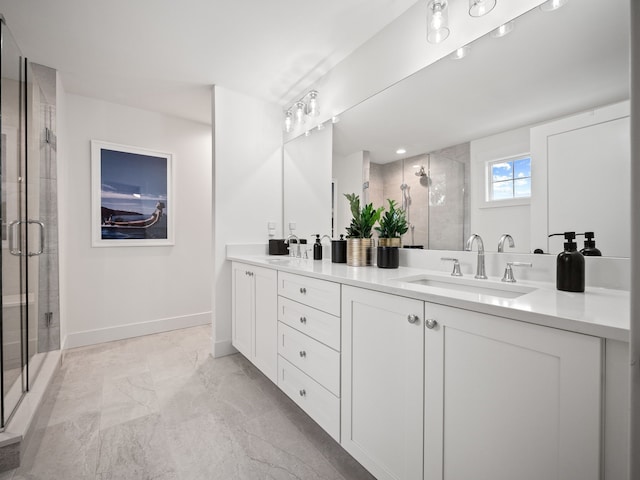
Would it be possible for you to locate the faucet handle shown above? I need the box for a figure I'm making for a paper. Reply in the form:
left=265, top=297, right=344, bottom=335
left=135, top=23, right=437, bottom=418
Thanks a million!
left=501, top=262, right=533, bottom=283
left=441, top=257, right=463, bottom=277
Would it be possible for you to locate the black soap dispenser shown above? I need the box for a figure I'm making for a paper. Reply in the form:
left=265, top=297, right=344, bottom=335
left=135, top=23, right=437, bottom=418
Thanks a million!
left=579, top=232, right=602, bottom=257
left=549, top=232, right=585, bottom=292
left=313, top=234, right=323, bottom=260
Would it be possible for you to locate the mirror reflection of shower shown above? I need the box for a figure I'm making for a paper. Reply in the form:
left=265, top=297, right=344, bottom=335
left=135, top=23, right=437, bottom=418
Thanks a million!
left=369, top=143, right=470, bottom=250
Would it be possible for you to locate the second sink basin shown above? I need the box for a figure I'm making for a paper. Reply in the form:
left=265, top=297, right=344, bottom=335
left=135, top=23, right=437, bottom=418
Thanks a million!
left=393, top=274, right=536, bottom=299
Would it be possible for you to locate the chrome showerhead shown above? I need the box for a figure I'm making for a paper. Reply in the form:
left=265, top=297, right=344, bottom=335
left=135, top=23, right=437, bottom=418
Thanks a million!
left=415, top=166, right=427, bottom=177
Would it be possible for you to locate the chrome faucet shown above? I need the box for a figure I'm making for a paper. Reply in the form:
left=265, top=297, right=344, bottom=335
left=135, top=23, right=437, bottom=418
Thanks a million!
left=465, top=234, right=487, bottom=279
left=286, top=234, right=301, bottom=258
left=498, top=234, right=515, bottom=253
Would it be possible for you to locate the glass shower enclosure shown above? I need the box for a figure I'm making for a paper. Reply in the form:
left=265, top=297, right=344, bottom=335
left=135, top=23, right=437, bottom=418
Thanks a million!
left=0, top=17, right=59, bottom=429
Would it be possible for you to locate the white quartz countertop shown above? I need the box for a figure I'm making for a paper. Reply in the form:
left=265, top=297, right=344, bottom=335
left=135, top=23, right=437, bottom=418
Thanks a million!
left=227, top=254, right=630, bottom=342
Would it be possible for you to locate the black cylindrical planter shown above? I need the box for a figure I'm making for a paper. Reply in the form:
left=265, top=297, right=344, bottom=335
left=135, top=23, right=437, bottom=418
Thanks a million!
left=377, top=246, right=399, bottom=269
left=331, top=239, right=347, bottom=263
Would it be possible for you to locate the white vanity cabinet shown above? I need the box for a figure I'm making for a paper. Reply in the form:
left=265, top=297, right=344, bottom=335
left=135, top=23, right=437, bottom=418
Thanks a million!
left=341, top=285, right=425, bottom=480
left=424, top=302, right=603, bottom=480
left=276, top=271, right=342, bottom=441
left=231, top=262, right=278, bottom=383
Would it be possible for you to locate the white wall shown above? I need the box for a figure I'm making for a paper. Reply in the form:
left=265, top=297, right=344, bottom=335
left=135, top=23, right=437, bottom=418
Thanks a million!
left=332, top=150, right=366, bottom=238
left=470, top=127, right=531, bottom=253
left=59, top=93, right=212, bottom=348
left=212, top=86, right=282, bottom=357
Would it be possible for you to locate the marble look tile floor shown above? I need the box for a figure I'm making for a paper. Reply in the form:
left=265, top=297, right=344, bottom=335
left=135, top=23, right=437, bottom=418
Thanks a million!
left=3, top=325, right=375, bottom=480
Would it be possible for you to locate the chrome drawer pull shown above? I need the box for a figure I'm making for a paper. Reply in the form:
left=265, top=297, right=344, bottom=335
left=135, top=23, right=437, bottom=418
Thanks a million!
left=299, top=351, right=306, bottom=358
left=300, top=316, right=307, bottom=324
left=425, top=318, right=438, bottom=329
left=300, top=287, right=307, bottom=294
left=407, top=314, right=420, bottom=324
left=299, top=389, right=306, bottom=397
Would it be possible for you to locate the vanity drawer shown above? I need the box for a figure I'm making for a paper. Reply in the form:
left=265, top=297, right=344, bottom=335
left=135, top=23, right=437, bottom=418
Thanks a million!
left=278, top=296, right=340, bottom=351
left=278, top=322, right=340, bottom=396
left=278, top=272, right=340, bottom=316
left=278, top=356, right=340, bottom=441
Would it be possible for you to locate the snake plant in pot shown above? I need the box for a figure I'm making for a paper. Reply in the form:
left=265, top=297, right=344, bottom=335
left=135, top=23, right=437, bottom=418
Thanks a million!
left=344, top=193, right=383, bottom=266
left=375, top=199, right=408, bottom=268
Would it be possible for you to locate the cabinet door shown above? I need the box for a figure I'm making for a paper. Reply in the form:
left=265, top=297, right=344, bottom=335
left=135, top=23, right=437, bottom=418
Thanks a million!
left=424, top=303, right=602, bottom=480
left=252, top=266, right=278, bottom=383
left=341, top=286, right=424, bottom=480
left=231, top=262, right=253, bottom=359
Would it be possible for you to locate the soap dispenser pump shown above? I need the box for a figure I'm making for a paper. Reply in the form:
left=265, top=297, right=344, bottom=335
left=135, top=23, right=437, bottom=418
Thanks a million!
left=549, top=232, right=585, bottom=292
left=313, top=234, right=323, bottom=260
left=579, top=231, right=602, bottom=257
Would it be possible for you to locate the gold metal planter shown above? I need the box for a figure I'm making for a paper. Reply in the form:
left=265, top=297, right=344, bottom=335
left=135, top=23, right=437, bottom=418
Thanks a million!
left=347, top=238, right=374, bottom=266
left=378, top=237, right=401, bottom=248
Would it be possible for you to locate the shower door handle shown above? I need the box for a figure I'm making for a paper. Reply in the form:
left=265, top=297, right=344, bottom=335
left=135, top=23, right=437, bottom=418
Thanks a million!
left=8, top=220, right=23, bottom=256
left=27, top=220, right=45, bottom=257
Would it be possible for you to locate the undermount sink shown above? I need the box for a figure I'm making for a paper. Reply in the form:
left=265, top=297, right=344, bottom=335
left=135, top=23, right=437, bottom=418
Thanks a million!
left=265, top=257, right=295, bottom=265
left=393, top=274, right=536, bottom=299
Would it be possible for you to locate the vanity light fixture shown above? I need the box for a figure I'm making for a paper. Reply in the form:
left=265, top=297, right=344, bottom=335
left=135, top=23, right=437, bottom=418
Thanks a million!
left=539, top=0, right=567, bottom=12
left=284, top=110, right=293, bottom=133
left=450, top=45, right=470, bottom=59
left=307, top=91, right=319, bottom=117
left=426, top=0, right=450, bottom=44
left=469, top=0, right=496, bottom=17
left=491, top=21, right=514, bottom=38
left=283, top=90, right=320, bottom=132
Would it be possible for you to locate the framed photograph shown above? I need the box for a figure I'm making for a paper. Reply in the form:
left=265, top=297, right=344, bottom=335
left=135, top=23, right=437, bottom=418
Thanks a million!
left=91, top=140, right=174, bottom=247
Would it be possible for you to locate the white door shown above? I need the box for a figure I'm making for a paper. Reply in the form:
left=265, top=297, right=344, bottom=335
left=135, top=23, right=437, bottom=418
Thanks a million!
left=424, top=302, right=602, bottom=480
left=341, top=285, right=424, bottom=480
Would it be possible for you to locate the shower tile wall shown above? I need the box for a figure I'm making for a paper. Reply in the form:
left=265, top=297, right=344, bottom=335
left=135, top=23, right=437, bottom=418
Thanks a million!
left=370, top=142, right=470, bottom=250
left=429, top=142, right=470, bottom=250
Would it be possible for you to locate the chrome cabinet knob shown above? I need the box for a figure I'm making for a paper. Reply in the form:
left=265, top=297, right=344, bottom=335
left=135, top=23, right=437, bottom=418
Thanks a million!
left=299, top=351, right=306, bottom=358
left=300, top=316, right=307, bottom=324
left=407, top=314, right=420, bottom=324
left=299, top=287, right=307, bottom=294
left=299, top=389, right=306, bottom=397
left=425, top=318, right=438, bottom=329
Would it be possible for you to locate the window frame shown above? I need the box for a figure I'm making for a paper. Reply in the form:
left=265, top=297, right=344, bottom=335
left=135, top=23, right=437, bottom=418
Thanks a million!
left=482, top=153, right=532, bottom=208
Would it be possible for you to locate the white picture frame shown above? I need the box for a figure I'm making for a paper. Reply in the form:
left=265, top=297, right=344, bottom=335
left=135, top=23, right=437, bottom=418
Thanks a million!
left=91, top=140, right=174, bottom=247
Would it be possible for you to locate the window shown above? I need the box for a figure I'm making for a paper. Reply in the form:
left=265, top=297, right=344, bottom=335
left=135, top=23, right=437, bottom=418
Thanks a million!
left=487, top=155, right=531, bottom=202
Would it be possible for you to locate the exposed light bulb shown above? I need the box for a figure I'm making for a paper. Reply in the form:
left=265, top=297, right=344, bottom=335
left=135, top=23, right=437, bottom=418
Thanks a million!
left=284, top=110, right=293, bottom=132
left=469, top=0, right=496, bottom=17
left=491, top=21, right=514, bottom=38
left=294, top=101, right=305, bottom=125
left=306, top=91, right=319, bottom=117
left=450, top=46, right=470, bottom=60
left=427, top=1, right=450, bottom=44
left=540, top=0, right=567, bottom=11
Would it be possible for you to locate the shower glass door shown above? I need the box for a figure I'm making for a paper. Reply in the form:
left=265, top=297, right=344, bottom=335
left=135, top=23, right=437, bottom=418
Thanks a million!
left=0, top=18, right=45, bottom=428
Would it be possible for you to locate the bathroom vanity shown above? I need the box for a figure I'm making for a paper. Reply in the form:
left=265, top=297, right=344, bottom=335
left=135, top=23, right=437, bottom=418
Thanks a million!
left=228, top=251, right=629, bottom=480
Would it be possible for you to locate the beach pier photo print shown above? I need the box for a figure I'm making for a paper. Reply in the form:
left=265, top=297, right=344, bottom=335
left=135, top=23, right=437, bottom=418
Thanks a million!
left=91, top=141, right=174, bottom=247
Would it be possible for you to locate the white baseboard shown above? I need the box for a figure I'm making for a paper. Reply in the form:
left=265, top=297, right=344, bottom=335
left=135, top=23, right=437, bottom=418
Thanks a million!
left=213, top=339, right=237, bottom=358
left=62, top=312, right=211, bottom=350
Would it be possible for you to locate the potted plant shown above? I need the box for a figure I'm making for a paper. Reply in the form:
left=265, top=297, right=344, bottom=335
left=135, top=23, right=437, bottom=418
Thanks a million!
left=375, top=199, right=408, bottom=268
left=344, top=193, right=383, bottom=266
